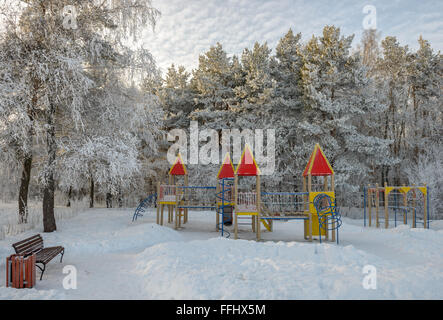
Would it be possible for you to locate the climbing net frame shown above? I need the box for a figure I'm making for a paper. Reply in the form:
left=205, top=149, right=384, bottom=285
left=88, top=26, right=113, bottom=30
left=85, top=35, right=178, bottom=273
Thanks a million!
left=176, top=185, right=217, bottom=209
left=363, top=185, right=430, bottom=229
left=260, top=192, right=309, bottom=217
left=157, top=185, right=217, bottom=209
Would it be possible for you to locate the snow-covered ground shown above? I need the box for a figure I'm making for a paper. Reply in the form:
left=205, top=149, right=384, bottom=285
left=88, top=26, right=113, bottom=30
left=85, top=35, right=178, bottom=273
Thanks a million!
left=1, top=207, right=442, bottom=299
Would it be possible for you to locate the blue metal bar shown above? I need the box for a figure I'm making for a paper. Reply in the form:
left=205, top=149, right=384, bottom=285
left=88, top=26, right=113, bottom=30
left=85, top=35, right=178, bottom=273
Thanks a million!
left=215, top=178, right=233, bottom=238
left=132, top=193, right=157, bottom=222
left=414, top=207, right=416, bottom=228
left=313, top=193, right=342, bottom=245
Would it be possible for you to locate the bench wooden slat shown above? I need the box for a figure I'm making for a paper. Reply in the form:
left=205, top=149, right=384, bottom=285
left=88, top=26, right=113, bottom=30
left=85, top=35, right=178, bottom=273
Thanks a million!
left=13, top=238, right=42, bottom=250
left=13, top=235, right=44, bottom=255
left=36, top=247, right=64, bottom=264
left=12, top=234, right=41, bottom=247
left=14, top=241, right=43, bottom=254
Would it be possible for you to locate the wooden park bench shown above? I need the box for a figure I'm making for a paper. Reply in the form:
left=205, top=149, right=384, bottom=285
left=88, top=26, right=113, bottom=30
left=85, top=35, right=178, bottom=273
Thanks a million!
left=12, top=234, right=64, bottom=280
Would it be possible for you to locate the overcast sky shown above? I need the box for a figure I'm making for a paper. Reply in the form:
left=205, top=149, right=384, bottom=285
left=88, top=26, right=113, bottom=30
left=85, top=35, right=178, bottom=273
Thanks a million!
left=141, top=0, right=443, bottom=73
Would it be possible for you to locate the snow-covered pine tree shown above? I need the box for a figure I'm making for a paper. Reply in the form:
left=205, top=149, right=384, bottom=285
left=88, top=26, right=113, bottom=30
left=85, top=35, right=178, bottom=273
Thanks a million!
left=356, top=30, right=398, bottom=186
left=407, top=36, right=443, bottom=166
left=267, top=29, right=304, bottom=190
left=190, top=43, right=240, bottom=130
left=234, top=42, right=275, bottom=107
left=405, top=143, right=443, bottom=219
left=229, top=41, right=278, bottom=186
left=358, top=29, right=381, bottom=76
left=157, top=64, right=195, bottom=130
left=296, top=26, right=391, bottom=197
left=374, top=36, right=411, bottom=185
left=184, top=44, right=241, bottom=185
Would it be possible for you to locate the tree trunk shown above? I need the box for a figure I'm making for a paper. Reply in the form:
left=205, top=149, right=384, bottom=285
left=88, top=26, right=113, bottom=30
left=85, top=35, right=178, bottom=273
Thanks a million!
left=381, top=166, right=385, bottom=186
left=66, top=186, right=72, bottom=207
left=42, top=104, right=57, bottom=233
left=18, top=154, right=32, bottom=224
left=118, top=188, right=123, bottom=208
left=89, top=177, right=94, bottom=208
left=106, top=192, right=112, bottom=208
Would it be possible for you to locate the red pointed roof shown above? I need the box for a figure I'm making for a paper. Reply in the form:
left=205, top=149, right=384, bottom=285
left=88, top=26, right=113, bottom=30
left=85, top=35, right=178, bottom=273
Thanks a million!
left=217, top=153, right=235, bottom=179
left=303, top=144, right=334, bottom=177
left=235, top=144, right=260, bottom=176
left=169, top=153, right=187, bottom=176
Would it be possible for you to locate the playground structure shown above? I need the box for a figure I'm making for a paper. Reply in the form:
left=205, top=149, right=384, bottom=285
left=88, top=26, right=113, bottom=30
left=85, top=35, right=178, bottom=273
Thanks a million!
left=232, top=144, right=262, bottom=241
left=363, top=183, right=430, bottom=229
left=301, top=143, right=341, bottom=243
left=133, top=143, right=431, bottom=241
left=231, top=144, right=341, bottom=242
left=150, top=143, right=342, bottom=243
left=156, top=154, right=217, bottom=229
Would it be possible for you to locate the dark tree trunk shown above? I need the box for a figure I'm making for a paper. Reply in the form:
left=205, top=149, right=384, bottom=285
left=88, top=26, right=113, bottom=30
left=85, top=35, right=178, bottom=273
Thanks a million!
left=106, top=192, right=112, bottom=208
left=118, top=187, right=123, bottom=208
left=381, top=167, right=385, bottom=186
left=382, top=166, right=390, bottom=186
left=66, top=186, right=72, bottom=207
left=89, top=177, right=94, bottom=208
left=42, top=104, right=57, bottom=233
left=18, top=154, right=32, bottom=224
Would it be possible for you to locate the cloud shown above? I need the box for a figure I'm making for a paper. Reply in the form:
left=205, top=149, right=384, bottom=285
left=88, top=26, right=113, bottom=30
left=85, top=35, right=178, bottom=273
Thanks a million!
left=142, top=0, right=443, bottom=73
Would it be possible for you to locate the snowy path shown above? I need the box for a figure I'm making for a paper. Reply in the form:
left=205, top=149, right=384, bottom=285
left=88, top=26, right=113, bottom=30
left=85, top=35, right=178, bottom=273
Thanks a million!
left=0, top=208, right=442, bottom=299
